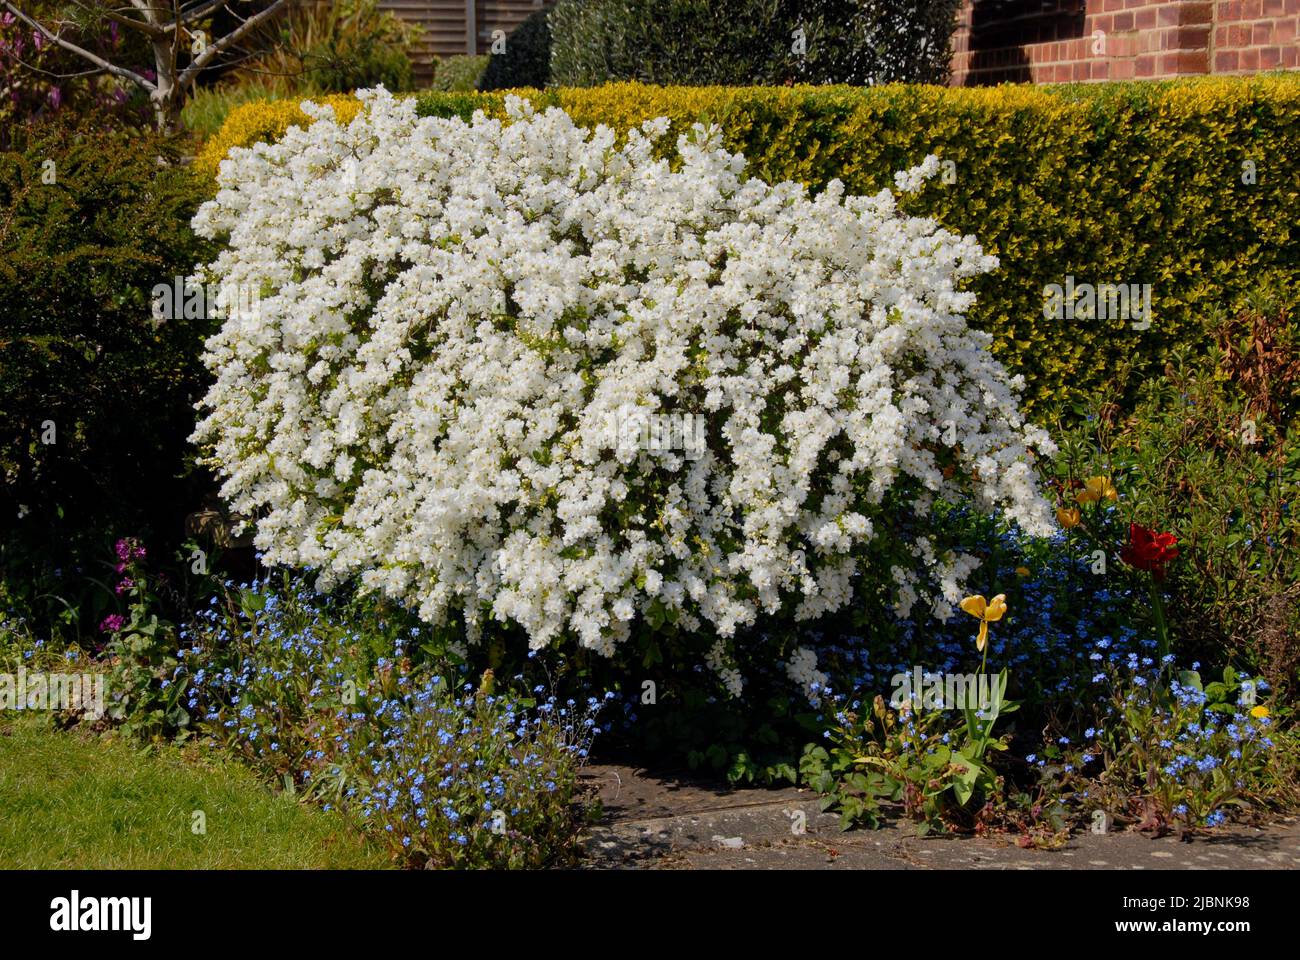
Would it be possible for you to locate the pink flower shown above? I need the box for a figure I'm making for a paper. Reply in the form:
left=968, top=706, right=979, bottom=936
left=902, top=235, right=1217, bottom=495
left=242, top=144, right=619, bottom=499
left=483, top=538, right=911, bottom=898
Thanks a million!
left=115, top=578, right=134, bottom=595
left=47, top=86, right=62, bottom=109
left=114, top=537, right=146, bottom=562
left=99, top=613, right=126, bottom=634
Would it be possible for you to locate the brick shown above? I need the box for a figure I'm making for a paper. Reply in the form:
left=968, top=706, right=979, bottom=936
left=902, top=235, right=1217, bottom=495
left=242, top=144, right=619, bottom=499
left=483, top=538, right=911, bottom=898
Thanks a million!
left=1283, top=44, right=1299, bottom=66
left=1263, top=0, right=1286, bottom=14
left=1278, top=18, right=1298, bottom=42
left=1253, top=22, right=1274, bottom=44
left=1175, top=24, right=1212, bottom=47
left=1180, top=1, right=1214, bottom=23
left=1215, top=49, right=1242, bottom=70
left=1110, top=57, right=1137, bottom=79
left=1109, top=34, right=1136, bottom=55
left=1136, top=52, right=1158, bottom=75
left=1114, top=11, right=1135, bottom=29
left=1260, top=45, right=1283, bottom=69
left=1167, top=49, right=1210, bottom=72
left=1136, top=8, right=1158, bottom=27
left=1240, top=47, right=1261, bottom=70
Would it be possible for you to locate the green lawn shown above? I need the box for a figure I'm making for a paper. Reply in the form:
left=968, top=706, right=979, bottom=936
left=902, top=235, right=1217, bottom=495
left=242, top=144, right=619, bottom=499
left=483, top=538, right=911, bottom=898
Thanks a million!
left=0, top=714, right=389, bottom=869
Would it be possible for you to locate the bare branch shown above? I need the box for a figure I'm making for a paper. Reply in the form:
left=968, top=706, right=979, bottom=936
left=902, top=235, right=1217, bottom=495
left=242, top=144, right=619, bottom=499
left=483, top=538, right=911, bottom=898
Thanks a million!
left=177, top=0, right=288, bottom=88
left=9, top=52, right=106, bottom=80
left=158, top=0, right=228, bottom=32
left=0, top=2, right=156, bottom=91
left=100, top=9, right=167, bottom=37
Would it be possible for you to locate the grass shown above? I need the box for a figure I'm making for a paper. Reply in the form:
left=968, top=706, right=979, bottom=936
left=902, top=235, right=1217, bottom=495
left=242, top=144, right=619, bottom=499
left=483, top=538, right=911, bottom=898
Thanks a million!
left=0, top=713, right=389, bottom=869
left=182, top=78, right=319, bottom=138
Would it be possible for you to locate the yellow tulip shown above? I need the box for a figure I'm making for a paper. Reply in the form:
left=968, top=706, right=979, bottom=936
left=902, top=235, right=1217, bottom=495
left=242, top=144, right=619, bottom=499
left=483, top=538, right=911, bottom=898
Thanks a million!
left=1076, top=475, right=1118, bottom=505
left=1250, top=705, right=1270, bottom=719
left=960, top=593, right=1007, bottom=652
left=1056, top=506, right=1081, bottom=528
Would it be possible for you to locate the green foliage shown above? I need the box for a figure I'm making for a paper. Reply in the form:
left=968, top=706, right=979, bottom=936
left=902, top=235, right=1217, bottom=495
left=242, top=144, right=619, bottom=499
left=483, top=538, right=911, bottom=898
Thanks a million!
left=478, top=9, right=551, bottom=91
left=233, top=0, right=419, bottom=94
left=431, top=54, right=489, bottom=92
left=183, top=573, right=602, bottom=868
left=1045, top=661, right=1294, bottom=834
left=802, top=671, right=1015, bottom=833
left=549, top=0, right=793, bottom=87
left=548, top=0, right=959, bottom=87
left=1052, top=297, right=1300, bottom=696
left=0, top=118, right=216, bottom=642
left=102, top=539, right=191, bottom=741
left=794, top=0, right=962, bottom=84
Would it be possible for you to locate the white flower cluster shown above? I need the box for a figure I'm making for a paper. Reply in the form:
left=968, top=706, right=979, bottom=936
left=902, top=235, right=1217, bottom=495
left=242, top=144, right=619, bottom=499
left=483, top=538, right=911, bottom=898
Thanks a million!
left=784, top=645, right=829, bottom=706
left=192, top=89, right=1055, bottom=687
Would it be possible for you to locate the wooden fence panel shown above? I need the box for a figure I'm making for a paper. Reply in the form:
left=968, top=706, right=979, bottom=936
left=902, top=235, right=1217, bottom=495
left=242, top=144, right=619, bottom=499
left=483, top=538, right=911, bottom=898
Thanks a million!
left=378, top=0, right=554, bottom=83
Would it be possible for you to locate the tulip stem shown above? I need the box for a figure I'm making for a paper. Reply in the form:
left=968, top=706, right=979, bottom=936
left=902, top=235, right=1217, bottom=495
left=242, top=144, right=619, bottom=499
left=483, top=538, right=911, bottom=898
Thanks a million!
left=1149, top=579, right=1170, bottom=660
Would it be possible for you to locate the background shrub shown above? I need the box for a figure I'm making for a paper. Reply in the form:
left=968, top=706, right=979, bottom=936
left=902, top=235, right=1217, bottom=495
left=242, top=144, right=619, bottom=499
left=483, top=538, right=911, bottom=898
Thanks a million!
left=431, top=54, right=489, bottom=92
left=794, top=0, right=962, bottom=85
left=204, top=77, right=1300, bottom=419
left=230, top=0, right=419, bottom=94
left=0, top=119, right=215, bottom=641
left=549, top=0, right=794, bottom=87
left=1054, top=297, right=1300, bottom=699
left=547, top=0, right=959, bottom=87
left=478, top=8, right=551, bottom=91
left=0, top=4, right=153, bottom=145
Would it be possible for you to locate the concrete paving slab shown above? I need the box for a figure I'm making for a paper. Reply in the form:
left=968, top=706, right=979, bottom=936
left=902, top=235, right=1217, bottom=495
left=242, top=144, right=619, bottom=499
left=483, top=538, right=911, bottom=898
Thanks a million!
left=578, top=764, right=1300, bottom=870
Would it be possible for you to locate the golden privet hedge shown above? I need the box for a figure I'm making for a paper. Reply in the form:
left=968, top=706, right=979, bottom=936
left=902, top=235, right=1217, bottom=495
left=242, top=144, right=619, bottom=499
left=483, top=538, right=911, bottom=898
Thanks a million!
left=198, top=78, right=1300, bottom=419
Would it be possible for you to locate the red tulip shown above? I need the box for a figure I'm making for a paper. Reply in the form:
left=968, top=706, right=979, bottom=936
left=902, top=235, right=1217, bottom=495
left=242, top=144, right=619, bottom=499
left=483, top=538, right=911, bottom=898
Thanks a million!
left=1120, top=522, right=1178, bottom=581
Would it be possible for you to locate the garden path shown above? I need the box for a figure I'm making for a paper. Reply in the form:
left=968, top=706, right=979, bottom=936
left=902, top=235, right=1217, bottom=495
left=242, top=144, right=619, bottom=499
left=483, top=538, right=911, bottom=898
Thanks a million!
left=578, top=765, right=1300, bottom=870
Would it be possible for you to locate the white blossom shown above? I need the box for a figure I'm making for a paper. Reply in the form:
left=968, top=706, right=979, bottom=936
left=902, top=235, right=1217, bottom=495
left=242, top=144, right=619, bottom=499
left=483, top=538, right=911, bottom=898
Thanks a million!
left=192, top=89, right=1055, bottom=687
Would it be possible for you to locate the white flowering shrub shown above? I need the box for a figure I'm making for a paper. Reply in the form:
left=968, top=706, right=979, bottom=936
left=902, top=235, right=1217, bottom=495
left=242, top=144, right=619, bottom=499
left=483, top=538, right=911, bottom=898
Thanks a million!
left=192, top=89, right=1055, bottom=693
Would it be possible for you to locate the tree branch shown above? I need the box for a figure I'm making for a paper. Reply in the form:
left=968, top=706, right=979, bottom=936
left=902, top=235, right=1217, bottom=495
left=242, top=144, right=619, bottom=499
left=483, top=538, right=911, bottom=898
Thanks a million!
left=0, top=2, right=156, bottom=91
left=176, top=0, right=287, bottom=87
left=158, top=0, right=229, bottom=32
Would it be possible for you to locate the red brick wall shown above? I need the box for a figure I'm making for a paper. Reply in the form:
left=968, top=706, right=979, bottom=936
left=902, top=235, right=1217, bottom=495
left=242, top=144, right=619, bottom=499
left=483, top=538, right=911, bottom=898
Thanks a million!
left=951, top=0, right=1299, bottom=84
left=1213, top=0, right=1300, bottom=72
